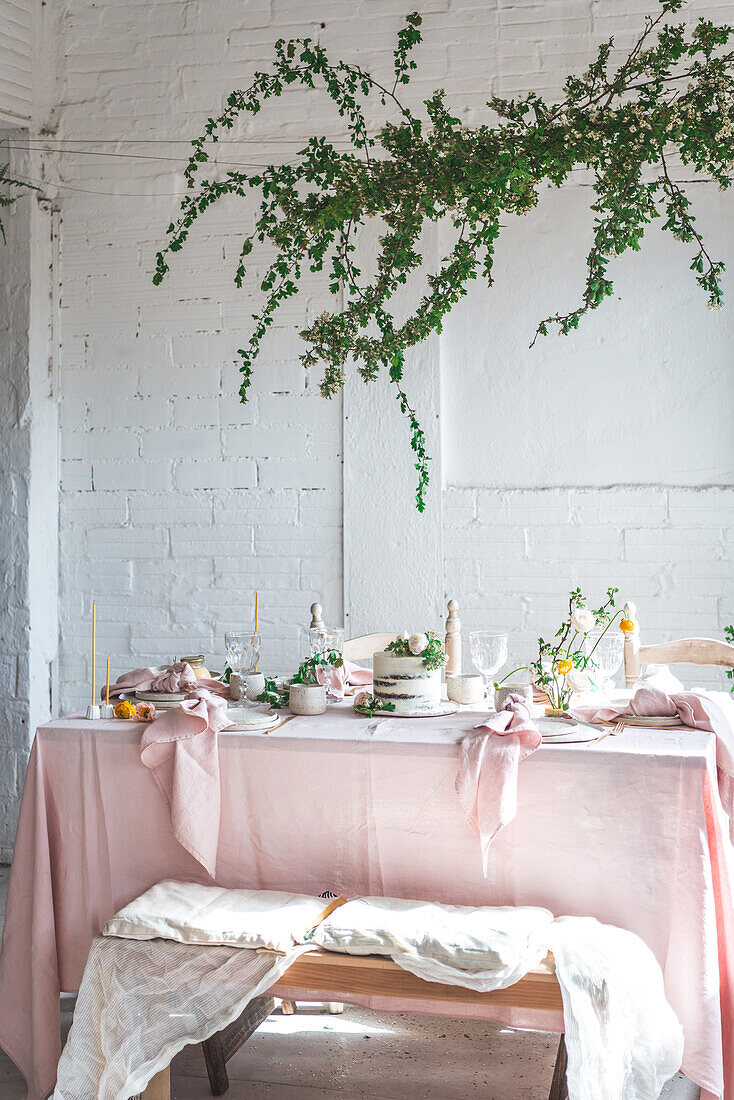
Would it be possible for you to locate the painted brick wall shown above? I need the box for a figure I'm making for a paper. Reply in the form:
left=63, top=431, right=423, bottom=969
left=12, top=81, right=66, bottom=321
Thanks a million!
left=40, top=0, right=734, bottom=714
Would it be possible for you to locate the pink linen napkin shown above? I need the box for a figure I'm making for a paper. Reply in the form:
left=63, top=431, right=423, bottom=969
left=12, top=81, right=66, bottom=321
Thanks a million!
left=456, top=694, right=542, bottom=873
left=573, top=686, right=734, bottom=839
left=106, top=662, right=231, bottom=701
left=106, top=661, right=198, bottom=699
left=314, top=659, right=373, bottom=700
left=140, top=688, right=234, bottom=877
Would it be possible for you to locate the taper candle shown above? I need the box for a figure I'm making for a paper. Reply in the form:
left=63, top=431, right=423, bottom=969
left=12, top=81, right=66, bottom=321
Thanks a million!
left=105, top=654, right=110, bottom=707
left=253, top=591, right=259, bottom=671
left=91, top=602, right=97, bottom=705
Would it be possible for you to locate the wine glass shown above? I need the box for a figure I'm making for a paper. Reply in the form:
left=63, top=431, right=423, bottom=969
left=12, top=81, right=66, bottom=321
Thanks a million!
left=583, top=630, right=624, bottom=694
left=225, top=631, right=262, bottom=679
left=469, top=631, right=509, bottom=697
left=309, top=627, right=344, bottom=659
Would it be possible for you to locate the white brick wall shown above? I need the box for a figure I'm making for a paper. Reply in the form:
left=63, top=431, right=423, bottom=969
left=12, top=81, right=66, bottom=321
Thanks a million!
left=31, top=0, right=733, bottom=717
left=445, top=486, right=734, bottom=689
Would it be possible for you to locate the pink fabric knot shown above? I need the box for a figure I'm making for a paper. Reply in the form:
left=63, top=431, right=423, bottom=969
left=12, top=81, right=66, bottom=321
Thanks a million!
left=150, top=661, right=197, bottom=694
left=456, top=693, right=542, bottom=874
left=140, top=687, right=234, bottom=877
left=313, top=659, right=372, bottom=700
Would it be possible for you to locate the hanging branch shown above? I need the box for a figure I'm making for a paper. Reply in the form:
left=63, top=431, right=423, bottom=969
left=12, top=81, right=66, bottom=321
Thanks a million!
left=0, top=163, right=39, bottom=244
left=155, top=0, right=734, bottom=510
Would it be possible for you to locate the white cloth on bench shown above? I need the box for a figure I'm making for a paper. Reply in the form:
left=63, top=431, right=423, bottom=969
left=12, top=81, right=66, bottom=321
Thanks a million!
left=102, top=880, right=328, bottom=952
left=311, top=895, right=553, bottom=992
left=56, top=885, right=683, bottom=1100
left=52, top=936, right=309, bottom=1100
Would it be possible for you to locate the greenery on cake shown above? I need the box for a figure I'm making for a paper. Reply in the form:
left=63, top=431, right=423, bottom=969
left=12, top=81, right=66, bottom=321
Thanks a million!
left=386, top=631, right=446, bottom=671
left=154, top=0, right=734, bottom=510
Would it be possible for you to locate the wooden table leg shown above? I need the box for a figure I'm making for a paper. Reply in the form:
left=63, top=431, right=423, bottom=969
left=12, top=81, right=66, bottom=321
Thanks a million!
left=548, top=1035, right=568, bottom=1100
left=141, top=1065, right=170, bottom=1100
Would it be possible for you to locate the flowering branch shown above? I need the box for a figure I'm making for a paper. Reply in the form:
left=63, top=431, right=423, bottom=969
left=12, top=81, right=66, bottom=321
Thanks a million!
left=155, top=1, right=734, bottom=510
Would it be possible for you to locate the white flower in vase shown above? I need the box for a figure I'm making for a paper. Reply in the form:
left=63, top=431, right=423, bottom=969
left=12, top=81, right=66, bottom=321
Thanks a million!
left=408, top=632, right=428, bottom=656
left=570, top=608, right=596, bottom=634
left=566, top=667, right=591, bottom=693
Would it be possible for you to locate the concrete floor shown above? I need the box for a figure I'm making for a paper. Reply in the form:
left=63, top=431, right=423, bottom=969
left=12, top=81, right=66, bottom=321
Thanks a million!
left=0, top=867, right=700, bottom=1099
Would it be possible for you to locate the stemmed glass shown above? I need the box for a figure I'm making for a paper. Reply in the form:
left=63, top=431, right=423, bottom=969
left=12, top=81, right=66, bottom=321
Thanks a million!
left=583, top=630, right=624, bottom=694
left=225, top=630, right=262, bottom=704
left=309, top=627, right=344, bottom=658
left=469, top=631, right=509, bottom=697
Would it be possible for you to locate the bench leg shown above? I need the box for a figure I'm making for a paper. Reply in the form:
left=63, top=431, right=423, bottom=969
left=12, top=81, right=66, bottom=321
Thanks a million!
left=280, top=999, right=296, bottom=1014
left=548, top=1035, right=568, bottom=1100
left=201, top=996, right=275, bottom=1096
left=141, top=1066, right=170, bottom=1100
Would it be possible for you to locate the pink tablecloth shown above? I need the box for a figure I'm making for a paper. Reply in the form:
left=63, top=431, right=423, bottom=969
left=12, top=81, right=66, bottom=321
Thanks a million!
left=1, top=705, right=733, bottom=1100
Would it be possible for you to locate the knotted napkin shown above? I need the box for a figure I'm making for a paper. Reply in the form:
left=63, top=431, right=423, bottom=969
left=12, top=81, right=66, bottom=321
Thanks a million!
left=314, top=659, right=373, bottom=700
left=456, top=694, right=541, bottom=873
left=106, top=662, right=230, bottom=700
left=140, top=688, right=234, bottom=877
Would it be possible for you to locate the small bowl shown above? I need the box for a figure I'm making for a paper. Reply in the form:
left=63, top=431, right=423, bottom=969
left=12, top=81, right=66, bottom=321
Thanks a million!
left=245, top=672, right=266, bottom=701
left=446, top=673, right=485, bottom=705
left=288, top=683, right=327, bottom=716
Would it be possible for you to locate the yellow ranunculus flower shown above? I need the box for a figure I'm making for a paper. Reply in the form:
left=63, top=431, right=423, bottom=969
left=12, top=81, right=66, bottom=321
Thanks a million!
left=556, top=659, right=573, bottom=675
left=114, top=699, right=137, bottom=720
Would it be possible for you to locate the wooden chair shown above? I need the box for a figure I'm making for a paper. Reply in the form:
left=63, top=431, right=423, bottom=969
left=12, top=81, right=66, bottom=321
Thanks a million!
left=623, top=601, right=734, bottom=688
left=309, top=600, right=462, bottom=673
left=142, top=949, right=568, bottom=1100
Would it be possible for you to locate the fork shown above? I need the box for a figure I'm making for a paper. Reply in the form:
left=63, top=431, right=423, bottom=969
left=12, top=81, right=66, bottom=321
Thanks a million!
left=589, top=718, right=626, bottom=746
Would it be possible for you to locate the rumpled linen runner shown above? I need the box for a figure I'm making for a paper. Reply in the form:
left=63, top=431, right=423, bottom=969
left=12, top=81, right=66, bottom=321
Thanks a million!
left=573, top=686, right=734, bottom=842
left=140, top=689, right=233, bottom=877
left=52, top=916, right=682, bottom=1100
left=52, top=937, right=309, bottom=1100
left=456, top=694, right=541, bottom=872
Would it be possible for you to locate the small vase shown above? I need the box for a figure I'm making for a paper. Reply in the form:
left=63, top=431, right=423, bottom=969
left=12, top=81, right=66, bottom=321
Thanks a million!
left=545, top=707, right=567, bottom=717
left=447, top=674, right=484, bottom=705
left=288, top=683, right=327, bottom=716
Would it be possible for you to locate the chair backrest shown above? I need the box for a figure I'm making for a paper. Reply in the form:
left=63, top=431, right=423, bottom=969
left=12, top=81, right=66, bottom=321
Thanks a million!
left=623, top=600, right=734, bottom=688
left=342, top=633, right=400, bottom=661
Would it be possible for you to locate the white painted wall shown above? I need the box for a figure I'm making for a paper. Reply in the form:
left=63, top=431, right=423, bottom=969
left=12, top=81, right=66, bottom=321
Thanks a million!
left=17, top=0, right=734, bottom=731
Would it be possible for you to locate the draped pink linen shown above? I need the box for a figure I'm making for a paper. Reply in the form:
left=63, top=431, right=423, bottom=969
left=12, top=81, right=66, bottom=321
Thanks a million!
left=0, top=705, right=732, bottom=1100
left=456, top=694, right=541, bottom=870
left=140, top=689, right=234, bottom=877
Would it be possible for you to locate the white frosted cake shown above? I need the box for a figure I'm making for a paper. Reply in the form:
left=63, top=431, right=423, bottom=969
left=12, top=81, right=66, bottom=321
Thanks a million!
left=372, top=651, right=442, bottom=715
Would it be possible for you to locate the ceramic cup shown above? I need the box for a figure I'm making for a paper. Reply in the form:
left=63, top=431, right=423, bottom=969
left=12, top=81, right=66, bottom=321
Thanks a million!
left=494, top=682, right=534, bottom=711
left=245, top=672, right=266, bottom=701
left=446, top=673, right=485, bottom=705
left=288, top=683, right=327, bottom=716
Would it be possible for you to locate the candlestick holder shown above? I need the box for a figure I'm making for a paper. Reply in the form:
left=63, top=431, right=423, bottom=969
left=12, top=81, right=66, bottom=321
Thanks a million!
left=100, top=703, right=115, bottom=719
left=85, top=704, right=101, bottom=720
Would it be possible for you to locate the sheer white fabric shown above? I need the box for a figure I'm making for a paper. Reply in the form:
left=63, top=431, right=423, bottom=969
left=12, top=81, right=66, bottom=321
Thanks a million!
left=52, top=937, right=308, bottom=1100
left=548, top=917, right=684, bottom=1100
left=312, top=896, right=553, bottom=992
left=54, top=917, right=683, bottom=1100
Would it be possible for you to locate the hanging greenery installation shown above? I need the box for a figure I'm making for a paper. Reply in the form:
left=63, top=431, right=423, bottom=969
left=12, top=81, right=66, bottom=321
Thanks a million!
left=154, top=0, right=734, bottom=509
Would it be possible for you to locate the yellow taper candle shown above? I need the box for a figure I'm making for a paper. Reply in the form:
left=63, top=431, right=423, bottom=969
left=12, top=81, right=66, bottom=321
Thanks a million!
left=91, top=602, right=97, bottom=705
left=253, top=591, right=259, bottom=671
left=105, top=654, right=110, bottom=707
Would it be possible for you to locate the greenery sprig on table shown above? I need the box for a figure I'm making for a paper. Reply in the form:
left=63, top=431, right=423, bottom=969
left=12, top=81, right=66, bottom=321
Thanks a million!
left=353, top=693, right=396, bottom=717
left=256, top=650, right=344, bottom=708
left=386, top=630, right=446, bottom=670
left=725, top=625, right=734, bottom=693
left=154, top=0, right=734, bottom=510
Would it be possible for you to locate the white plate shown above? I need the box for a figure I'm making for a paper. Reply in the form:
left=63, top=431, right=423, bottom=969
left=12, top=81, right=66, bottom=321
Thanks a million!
left=226, top=709, right=281, bottom=732
left=386, top=702, right=460, bottom=719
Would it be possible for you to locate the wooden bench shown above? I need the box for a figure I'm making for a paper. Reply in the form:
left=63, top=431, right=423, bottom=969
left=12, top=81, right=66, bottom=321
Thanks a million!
left=141, top=949, right=568, bottom=1100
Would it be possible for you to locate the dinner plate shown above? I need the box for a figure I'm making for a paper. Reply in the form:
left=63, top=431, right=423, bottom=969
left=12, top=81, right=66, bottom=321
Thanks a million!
left=226, top=708, right=281, bottom=732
